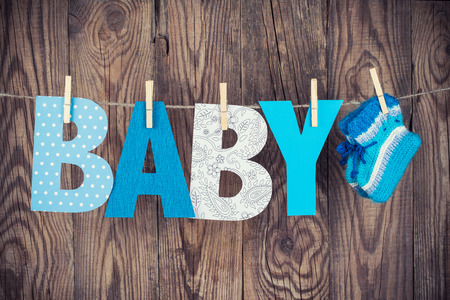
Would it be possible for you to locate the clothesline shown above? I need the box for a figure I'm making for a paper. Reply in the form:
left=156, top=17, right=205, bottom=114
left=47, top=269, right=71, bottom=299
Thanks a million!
left=1, top=86, right=449, bottom=109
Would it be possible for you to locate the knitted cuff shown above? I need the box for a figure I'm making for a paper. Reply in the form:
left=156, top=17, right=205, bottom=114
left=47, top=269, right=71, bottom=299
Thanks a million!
left=348, top=94, right=401, bottom=143
left=338, top=98, right=373, bottom=137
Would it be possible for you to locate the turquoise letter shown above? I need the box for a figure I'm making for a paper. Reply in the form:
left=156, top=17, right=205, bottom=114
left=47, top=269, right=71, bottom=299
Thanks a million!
left=105, top=102, right=195, bottom=218
left=31, top=96, right=113, bottom=212
left=259, top=100, right=342, bottom=216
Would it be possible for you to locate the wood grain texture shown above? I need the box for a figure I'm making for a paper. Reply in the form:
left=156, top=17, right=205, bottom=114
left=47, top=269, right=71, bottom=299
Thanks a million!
left=242, top=0, right=330, bottom=299
left=412, top=2, right=450, bottom=299
left=0, top=0, right=74, bottom=298
left=157, top=110, right=196, bottom=300
left=188, top=0, right=244, bottom=296
left=68, top=1, right=158, bottom=298
left=1, top=0, right=450, bottom=299
left=327, top=0, right=414, bottom=299
left=156, top=1, right=243, bottom=299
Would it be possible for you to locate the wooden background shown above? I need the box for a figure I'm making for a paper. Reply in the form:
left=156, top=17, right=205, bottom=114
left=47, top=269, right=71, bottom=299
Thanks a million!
left=1, top=0, right=449, bottom=299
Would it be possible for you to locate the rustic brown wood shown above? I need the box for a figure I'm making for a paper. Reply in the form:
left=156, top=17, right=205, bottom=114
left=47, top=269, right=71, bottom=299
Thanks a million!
left=241, top=0, right=330, bottom=299
left=1, top=0, right=450, bottom=299
left=68, top=0, right=158, bottom=298
left=412, top=2, right=450, bottom=299
left=0, top=0, right=74, bottom=299
left=327, top=1, right=414, bottom=299
left=155, top=1, right=243, bottom=299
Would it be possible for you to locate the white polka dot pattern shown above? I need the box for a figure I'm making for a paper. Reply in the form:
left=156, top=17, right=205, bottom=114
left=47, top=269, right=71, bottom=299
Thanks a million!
left=31, top=96, right=113, bottom=212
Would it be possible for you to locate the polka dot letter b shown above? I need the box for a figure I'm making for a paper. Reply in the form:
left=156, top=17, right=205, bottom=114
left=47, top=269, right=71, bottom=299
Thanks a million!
left=31, top=96, right=113, bottom=212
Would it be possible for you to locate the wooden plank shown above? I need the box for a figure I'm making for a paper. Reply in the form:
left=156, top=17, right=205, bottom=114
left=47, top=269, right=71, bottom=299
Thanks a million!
left=412, top=2, right=450, bottom=299
left=155, top=1, right=243, bottom=299
left=2, top=1, right=450, bottom=299
left=157, top=108, right=196, bottom=300
left=153, top=0, right=196, bottom=106
left=242, top=0, right=330, bottom=298
left=327, top=1, right=414, bottom=299
left=0, top=1, right=74, bottom=299
left=68, top=1, right=158, bottom=298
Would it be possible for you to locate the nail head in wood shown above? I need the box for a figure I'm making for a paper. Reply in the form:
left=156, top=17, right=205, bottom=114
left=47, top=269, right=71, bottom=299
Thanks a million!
left=220, top=82, right=227, bottom=130
left=369, top=68, right=389, bottom=114
left=146, top=80, right=154, bottom=128
left=311, top=78, right=318, bottom=127
left=63, top=75, right=71, bottom=124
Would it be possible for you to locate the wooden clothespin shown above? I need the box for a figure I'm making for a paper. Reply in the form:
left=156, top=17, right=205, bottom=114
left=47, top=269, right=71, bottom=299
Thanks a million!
left=369, top=68, right=389, bottom=114
left=63, top=75, right=71, bottom=123
left=311, top=78, right=318, bottom=127
left=146, top=80, right=154, bottom=128
left=220, top=82, right=227, bottom=130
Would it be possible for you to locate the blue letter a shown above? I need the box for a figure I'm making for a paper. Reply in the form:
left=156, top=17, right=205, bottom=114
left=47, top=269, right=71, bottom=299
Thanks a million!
left=105, top=102, right=195, bottom=218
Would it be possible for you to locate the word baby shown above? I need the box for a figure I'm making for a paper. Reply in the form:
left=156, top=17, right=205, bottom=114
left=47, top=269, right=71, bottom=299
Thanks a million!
left=31, top=96, right=342, bottom=220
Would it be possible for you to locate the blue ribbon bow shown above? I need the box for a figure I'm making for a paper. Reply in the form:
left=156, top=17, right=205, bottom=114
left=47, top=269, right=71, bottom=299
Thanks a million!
left=336, top=140, right=377, bottom=179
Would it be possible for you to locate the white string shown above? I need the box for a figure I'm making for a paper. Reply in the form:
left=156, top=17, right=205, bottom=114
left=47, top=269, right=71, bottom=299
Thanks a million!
left=0, top=86, right=449, bottom=109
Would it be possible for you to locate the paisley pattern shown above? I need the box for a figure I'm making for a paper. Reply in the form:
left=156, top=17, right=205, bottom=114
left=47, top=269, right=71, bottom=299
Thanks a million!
left=190, top=104, right=272, bottom=220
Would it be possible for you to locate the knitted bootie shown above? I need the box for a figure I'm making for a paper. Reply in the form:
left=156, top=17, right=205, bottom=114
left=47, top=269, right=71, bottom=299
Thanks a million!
left=345, top=94, right=421, bottom=203
left=337, top=101, right=373, bottom=197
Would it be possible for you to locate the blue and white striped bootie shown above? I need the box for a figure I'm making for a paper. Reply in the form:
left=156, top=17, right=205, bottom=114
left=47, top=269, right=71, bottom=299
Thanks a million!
left=337, top=94, right=421, bottom=203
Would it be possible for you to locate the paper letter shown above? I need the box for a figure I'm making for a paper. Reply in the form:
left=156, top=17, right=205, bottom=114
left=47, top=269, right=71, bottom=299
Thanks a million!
left=105, top=102, right=195, bottom=218
left=31, top=96, right=113, bottom=212
left=259, top=100, right=342, bottom=216
left=190, top=104, right=272, bottom=220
